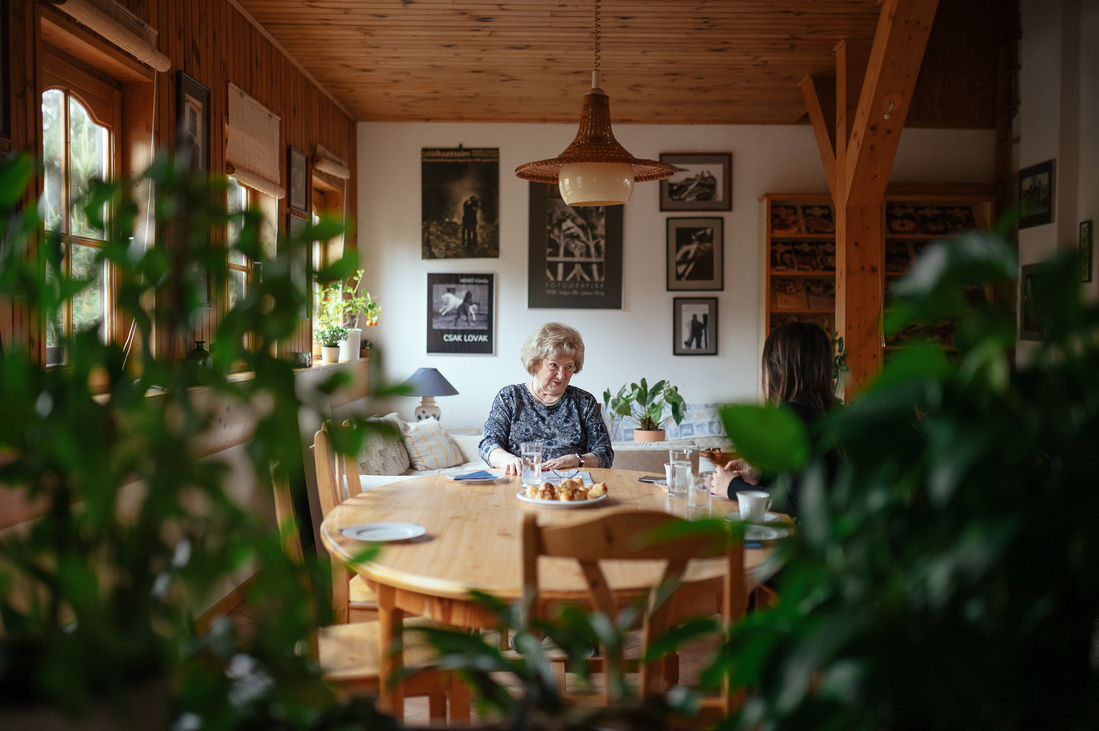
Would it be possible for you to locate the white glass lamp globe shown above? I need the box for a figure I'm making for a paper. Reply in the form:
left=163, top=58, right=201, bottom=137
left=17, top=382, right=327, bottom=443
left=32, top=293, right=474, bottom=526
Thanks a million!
left=558, top=161, right=635, bottom=206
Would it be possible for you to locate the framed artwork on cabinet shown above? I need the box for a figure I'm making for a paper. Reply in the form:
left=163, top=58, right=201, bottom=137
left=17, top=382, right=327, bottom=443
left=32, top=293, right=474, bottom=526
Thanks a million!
left=673, top=297, right=718, bottom=355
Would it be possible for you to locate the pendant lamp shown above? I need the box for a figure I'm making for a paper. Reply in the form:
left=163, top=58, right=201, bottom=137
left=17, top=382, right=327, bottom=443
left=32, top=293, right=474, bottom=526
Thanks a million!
left=514, top=0, right=676, bottom=206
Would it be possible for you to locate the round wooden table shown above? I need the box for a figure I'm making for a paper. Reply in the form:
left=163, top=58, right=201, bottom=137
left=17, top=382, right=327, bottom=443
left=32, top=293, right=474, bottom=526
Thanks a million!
left=320, top=467, right=784, bottom=718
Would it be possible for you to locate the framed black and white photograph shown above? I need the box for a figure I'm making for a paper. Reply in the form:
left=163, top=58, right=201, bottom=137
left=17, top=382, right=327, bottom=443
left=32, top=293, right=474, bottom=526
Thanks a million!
left=1018, top=160, right=1054, bottom=229
left=177, top=72, right=209, bottom=173
left=1020, top=263, right=1042, bottom=341
left=1081, top=221, right=1092, bottom=283
left=659, top=153, right=732, bottom=212
left=527, top=183, right=623, bottom=309
left=288, top=146, right=308, bottom=213
left=422, top=147, right=499, bottom=259
left=427, top=273, right=494, bottom=354
left=673, top=297, right=718, bottom=356
left=288, top=212, right=310, bottom=317
left=667, top=217, right=724, bottom=291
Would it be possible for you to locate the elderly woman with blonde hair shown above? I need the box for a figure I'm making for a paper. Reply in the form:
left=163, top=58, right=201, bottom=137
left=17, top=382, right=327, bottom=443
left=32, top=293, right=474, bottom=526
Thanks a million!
left=480, top=322, right=614, bottom=475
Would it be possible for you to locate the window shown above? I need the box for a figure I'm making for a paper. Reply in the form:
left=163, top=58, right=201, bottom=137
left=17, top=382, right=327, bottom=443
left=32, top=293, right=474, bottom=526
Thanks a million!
left=40, top=58, right=118, bottom=366
left=226, top=177, right=251, bottom=312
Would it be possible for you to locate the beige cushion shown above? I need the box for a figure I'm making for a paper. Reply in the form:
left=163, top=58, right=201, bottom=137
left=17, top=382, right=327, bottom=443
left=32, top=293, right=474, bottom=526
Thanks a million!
left=449, top=433, right=484, bottom=464
left=358, top=412, right=411, bottom=476
left=401, top=418, right=465, bottom=471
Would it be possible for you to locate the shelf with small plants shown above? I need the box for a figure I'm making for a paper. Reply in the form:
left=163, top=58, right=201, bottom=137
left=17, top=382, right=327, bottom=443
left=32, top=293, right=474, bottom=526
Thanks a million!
left=760, top=194, right=837, bottom=349
left=882, top=193, right=994, bottom=352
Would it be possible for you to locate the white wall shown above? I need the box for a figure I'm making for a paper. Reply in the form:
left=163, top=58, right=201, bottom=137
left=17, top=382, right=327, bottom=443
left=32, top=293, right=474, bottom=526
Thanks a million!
left=1017, top=0, right=1099, bottom=360
left=357, top=121, right=993, bottom=431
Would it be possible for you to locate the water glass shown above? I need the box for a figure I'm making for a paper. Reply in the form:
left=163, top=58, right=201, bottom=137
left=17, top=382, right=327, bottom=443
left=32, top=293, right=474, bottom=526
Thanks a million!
left=520, top=442, right=543, bottom=488
left=687, top=472, right=711, bottom=519
left=669, top=449, right=692, bottom=498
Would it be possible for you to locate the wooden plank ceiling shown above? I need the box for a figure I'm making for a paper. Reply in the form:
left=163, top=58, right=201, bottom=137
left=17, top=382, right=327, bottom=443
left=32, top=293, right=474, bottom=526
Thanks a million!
left=233, top=0, right=1000, bottom=127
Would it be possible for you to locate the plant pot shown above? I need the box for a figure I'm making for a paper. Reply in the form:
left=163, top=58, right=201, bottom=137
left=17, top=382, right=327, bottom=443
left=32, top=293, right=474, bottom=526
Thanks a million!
left=321, top=346, right=340, bottom=365
left=634, top=429, right=666, bottom=443
left=312, top=341, right=323, bottom=361
left=339, top=328, right=361, bottom=362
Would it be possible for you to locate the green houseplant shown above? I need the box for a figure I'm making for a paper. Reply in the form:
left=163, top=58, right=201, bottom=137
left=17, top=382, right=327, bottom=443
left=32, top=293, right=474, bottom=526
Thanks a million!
left=0, top=153, right=395, bottom=729
left=316, top=269, right=379, bottom=363
left=603, top=379, right=687, bottom=442
left=315, top=321, right=347, bottom=364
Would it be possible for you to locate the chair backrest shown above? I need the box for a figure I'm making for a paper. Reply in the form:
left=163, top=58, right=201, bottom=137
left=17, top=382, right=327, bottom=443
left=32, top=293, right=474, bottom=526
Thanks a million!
left=271, top=469, right=320, bottom=658
left=313, top=422, right=363, bottom=518
left=522, top=510, right=746, bottom=709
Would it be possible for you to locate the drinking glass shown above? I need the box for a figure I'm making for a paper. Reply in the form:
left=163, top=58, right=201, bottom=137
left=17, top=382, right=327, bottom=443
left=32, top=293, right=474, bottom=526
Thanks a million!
left=669, top=448, right=692, bottom=498
left=687, top=472, right=711, bottom=519
left=520, top=442, right=543, bottom=488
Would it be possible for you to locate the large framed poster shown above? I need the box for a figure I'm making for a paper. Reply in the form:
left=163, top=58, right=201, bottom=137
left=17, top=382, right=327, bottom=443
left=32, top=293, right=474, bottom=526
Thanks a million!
left=527, top=182, right=623, bottom=309
left=427, top=273, right=494, bottom=354
left=421, top=147, right=499, bottom=259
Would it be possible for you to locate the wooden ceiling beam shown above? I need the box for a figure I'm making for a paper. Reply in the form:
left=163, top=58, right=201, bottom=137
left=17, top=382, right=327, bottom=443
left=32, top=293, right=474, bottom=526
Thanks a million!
left=845, top=0, right=939, bottom=204
left=798, top=75, right=838, bottom=200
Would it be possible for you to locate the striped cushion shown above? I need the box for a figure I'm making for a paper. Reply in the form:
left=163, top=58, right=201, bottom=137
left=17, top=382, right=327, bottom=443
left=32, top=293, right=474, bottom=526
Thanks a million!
left=401, top=418, right=465, bottom=471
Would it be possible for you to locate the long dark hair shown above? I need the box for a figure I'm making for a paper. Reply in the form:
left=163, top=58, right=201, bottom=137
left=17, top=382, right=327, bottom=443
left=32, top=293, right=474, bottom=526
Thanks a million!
left=762, top=322, right=836, bottom=420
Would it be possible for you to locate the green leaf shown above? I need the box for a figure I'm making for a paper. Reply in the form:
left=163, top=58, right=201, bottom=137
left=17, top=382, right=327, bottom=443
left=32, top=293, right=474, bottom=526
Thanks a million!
left=720, top=403, right=809, bottom=474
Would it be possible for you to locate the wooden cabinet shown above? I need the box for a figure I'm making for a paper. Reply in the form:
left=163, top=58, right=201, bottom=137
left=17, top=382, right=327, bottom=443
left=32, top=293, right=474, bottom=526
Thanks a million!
left=760, top=191, right=994, bottom=354
left=881, top=194, right=994, bottom=350
left=759, top=194, right=837, bottom=349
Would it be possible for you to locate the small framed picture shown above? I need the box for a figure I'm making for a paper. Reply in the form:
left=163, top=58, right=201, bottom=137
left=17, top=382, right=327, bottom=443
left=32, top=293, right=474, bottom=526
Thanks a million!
left=288, top=146, right=309, bottom=213
left=177, top=72, right=209, bottom=173
left=427, top=273, right=495, bottom=355
left=1020, top=263, right=1043, bottom=341
left=673, top=297, right=718, bottom=356
left=659, top=153, right=732, bottom=211
left=667, top=217, right=723, bottom=291
left=1080, top=221, right=1093, bottom=283
left=1018, top=159, right=1054, bottom=229
left=288, top=212, right=310, bottom=317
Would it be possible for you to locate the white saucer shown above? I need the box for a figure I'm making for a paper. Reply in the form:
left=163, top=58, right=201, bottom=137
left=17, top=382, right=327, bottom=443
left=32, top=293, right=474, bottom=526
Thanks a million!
left=516, top=491, right=608, bottom=509
left=445, top=471, right=499, bottom=484
left=725, top=511, right=782, bottom=524
left=341, top=522, right=427, bottom=542
left=745, top=525, right=789, bottom=541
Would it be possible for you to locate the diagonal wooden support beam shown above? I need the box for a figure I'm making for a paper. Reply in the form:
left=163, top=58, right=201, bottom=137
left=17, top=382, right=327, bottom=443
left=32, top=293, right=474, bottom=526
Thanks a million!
left=798, top=75, right=838, bottom=201
left=846, top=0, right=940, bottom=205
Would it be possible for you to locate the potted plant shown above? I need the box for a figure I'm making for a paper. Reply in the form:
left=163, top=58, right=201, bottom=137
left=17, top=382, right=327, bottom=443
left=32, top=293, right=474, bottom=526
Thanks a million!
left=315, top=321, right=347, bottom=364
left=317, top=269, right=380, bottom=363
left=603, top=378, right=687, bottom=442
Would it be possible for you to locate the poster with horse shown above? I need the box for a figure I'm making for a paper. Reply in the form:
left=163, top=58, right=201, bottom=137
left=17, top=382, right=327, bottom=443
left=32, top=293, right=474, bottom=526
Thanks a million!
left=426, top=272, right=494, bottom=354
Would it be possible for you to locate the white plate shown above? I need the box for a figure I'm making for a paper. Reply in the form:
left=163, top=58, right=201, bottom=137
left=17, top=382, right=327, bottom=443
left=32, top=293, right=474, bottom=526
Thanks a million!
left=725, top=510, right=783, bottom=524
left=445, top=471, right=500, bottom=484
left=340, top=522, right=427, bottom=542
left=515, top=491, right=609, bottom=509
left=745, top=525, right=789, bottom=541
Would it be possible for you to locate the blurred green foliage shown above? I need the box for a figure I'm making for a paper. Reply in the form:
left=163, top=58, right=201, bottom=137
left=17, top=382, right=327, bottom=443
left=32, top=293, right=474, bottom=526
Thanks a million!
left=0, top=152, right=391, bottom=728
left=719, top=231, right=1099, bottom=729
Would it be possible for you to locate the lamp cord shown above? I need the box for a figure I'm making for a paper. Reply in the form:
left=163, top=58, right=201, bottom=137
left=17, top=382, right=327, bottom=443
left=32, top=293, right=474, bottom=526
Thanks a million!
left=592, top=0, right=601, bottom=73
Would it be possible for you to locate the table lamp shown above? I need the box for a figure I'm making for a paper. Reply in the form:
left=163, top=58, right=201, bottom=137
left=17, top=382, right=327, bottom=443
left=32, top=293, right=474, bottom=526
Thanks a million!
left=402, top=368, right=459, bottom=422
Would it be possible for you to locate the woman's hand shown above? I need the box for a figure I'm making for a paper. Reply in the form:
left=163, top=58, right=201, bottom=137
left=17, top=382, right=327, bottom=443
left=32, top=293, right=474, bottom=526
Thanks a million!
left=709, top=459, right=760, bottom=497
left=489, top=448, right=523, bottom=476
left=542, top=453, right=584, bottom=471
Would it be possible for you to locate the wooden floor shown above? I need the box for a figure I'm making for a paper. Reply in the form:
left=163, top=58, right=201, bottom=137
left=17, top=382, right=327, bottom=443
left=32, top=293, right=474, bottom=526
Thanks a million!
left=222, top=602, right=721, bottom=726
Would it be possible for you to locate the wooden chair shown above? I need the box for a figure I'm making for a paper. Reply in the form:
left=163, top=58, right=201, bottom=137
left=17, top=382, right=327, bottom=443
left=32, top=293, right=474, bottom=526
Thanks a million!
left=271, top=469, right=470, bottom=723
left=522, top=510, right=747, bottom=719
left=314, top=423, right=377, bottom=624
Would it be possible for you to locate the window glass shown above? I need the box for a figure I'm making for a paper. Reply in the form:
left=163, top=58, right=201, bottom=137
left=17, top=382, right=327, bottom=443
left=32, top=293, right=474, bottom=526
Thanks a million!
left=229, top=269, right=246, bottom=311
left=227, top=178, right=247, bottom=266
left=68, top=96, right=108, bottom=240
left=41, top=89, right=64, bottom=232
left=71, top=243, right=105, bottom=336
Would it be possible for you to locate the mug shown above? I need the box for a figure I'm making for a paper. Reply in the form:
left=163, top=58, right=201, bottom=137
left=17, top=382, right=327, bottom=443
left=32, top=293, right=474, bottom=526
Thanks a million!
left=736, top=490, right=771, bottom=523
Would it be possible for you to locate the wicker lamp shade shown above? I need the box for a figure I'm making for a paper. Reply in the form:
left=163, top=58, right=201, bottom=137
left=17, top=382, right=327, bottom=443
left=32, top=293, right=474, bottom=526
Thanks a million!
left=515, top=87, right=676, bottom=187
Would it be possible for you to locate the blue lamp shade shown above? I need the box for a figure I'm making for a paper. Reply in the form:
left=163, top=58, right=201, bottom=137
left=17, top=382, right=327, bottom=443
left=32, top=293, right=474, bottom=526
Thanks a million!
left=402, top=368, right=458, bottom=421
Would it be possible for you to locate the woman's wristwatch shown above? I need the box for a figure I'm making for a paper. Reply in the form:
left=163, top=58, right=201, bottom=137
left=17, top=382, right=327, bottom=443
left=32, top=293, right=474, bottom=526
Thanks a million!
left=575, top=453, right=584, bottom=467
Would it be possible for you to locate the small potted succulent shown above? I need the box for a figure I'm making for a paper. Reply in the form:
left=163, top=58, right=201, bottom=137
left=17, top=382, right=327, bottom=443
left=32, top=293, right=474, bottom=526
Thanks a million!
left=603, top=378, right=687, bottom=442
left=315, top=321, right=347, bottom=365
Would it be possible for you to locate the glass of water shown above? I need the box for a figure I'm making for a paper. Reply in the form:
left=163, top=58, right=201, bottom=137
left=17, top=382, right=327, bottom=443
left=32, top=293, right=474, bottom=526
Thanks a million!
left=687, top=472, right=711, bottom=519
left=520, top=442, right=543, bottom=488
left=669, top=449, right=692, bottom=498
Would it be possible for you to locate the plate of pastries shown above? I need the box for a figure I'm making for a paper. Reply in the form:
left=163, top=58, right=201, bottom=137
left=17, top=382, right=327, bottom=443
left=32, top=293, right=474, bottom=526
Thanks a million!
left=516, top=477, right=609, bottom=508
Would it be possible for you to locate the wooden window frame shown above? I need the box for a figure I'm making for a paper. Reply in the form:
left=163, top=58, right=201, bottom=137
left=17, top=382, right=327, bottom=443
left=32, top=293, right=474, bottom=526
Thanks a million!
left=40, top=47, right=121, bottom=366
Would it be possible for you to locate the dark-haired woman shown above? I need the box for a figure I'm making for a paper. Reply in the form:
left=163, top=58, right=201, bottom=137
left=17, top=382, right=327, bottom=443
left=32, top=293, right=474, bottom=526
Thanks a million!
left=709, top=321, right=839, bottom=514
